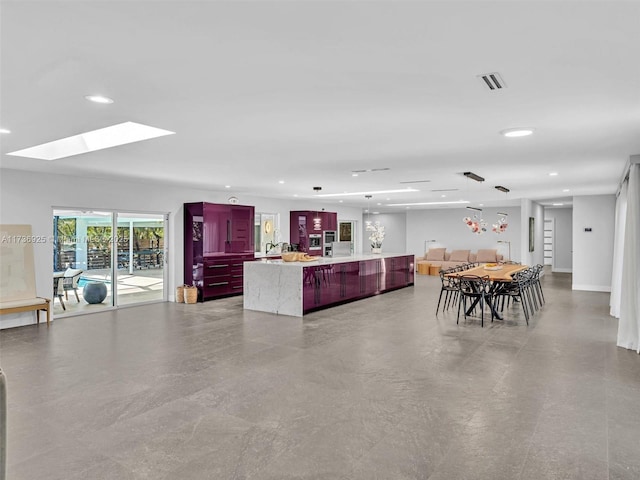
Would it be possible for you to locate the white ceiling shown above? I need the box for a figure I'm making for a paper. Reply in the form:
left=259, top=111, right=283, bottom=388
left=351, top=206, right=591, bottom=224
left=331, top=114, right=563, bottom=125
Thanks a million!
left=2, top=1, right=639, bottom=212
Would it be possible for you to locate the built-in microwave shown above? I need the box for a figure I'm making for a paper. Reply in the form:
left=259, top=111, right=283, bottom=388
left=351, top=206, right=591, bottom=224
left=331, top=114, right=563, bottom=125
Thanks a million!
left=323, top=230, right=336, bottom=244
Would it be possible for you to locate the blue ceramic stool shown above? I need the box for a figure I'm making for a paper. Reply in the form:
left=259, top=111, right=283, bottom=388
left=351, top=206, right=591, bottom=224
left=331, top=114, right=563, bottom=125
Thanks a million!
left=84, top=282, right=107, bottom=304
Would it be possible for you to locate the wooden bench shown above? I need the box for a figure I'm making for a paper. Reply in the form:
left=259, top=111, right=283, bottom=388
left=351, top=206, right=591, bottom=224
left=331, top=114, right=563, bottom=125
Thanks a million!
left=0, top=298, right=51, bottom=325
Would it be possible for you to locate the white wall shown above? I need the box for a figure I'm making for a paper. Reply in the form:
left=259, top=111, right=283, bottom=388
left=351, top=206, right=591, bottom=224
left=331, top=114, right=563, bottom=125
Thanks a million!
left=0, top=169, right=362, bottom=328
left=544, top=207, right=573, bottom=272
left=572, top=195, right=616, bottom=292
left=406, top=206, right=522, bottom=261
left=362, top=212, right=407, bottom=253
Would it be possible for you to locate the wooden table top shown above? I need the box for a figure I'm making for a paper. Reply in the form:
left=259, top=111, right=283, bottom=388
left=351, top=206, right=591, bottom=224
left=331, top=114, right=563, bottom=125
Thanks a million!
left=447, top=264, right=528, bottom=282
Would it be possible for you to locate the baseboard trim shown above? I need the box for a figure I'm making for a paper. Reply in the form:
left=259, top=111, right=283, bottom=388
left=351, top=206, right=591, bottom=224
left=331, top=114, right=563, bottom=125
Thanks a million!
left=552, top=268, right=572, bottom=273
left=572, top=284, right=611, bottom=292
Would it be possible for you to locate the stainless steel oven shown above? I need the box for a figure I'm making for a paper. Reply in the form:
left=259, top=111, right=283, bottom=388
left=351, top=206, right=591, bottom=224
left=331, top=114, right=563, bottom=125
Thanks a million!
left=323, top=231, right=337, bottom=256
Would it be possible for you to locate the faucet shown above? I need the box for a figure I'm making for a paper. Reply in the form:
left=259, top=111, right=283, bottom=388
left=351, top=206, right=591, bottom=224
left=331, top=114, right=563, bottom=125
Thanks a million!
left=266, top=242, right=278, bottom=254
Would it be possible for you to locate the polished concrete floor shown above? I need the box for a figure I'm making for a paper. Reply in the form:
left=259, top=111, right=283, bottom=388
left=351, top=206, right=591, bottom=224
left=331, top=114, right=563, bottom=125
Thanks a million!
left=1, top=271, right=639, bottom=479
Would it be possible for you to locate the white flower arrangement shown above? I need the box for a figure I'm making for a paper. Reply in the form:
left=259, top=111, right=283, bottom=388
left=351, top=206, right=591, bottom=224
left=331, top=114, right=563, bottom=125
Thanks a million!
left=367, top=221, right=385, bottom=248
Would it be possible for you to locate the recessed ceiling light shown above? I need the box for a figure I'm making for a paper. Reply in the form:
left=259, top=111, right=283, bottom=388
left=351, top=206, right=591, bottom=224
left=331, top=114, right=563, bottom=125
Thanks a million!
left=441, top=195, right=446, bottom=198
left=387, top=200, right=470, bottom=206
left=85, top=94, right=114, bottom=104
left=0, top=128, right=10, bottom=134
left=479, top=204, right=484, bottom=207
left=563, top=189, right=570, bottom=192
left=315, top=188, right=418, bottom=197
left=293, top=194, right=298, bottom=197
left=352, top=173, right=359, bottom=177
left=549, top=172, right=559, bottom=176
left=501, top=128, right=534, bottom=137
left=373, top=211, right=380, bottom=214
left=339, top=200, right=343, bottom=203
left=225, top=185, right=231, bottom=189
left=278, top=180, right=285, bottom=184
left=553, top=203, right=564, bottom=206
left=7, top=121, right=174, bottom=160
left=377, top=203, right=382, bottom=206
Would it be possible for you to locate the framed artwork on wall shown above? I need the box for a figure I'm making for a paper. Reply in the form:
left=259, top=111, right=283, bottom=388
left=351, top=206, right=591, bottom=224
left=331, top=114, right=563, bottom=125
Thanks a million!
left=339, top=222, right=352, bottom=242
left=529, top=217, right=535, bottom=252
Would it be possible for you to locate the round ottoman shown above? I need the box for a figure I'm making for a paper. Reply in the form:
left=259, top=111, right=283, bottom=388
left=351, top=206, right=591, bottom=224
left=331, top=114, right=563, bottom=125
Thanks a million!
left=83, top=282, right=107, bottom=304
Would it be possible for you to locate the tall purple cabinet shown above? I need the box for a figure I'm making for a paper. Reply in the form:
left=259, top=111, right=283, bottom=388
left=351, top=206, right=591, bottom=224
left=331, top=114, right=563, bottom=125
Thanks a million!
left=184, top=202, right=255, bottom=301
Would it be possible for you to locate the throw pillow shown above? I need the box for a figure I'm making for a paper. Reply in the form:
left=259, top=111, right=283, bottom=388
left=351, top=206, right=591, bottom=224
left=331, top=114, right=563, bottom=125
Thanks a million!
left=449, top=250, right=470, bottom=262
left=426, top=247, right=446, bottom=261
left=476, top=249, right=498, bottom=263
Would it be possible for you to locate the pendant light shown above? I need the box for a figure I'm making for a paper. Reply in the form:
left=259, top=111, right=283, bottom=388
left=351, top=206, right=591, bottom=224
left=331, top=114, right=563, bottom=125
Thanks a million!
left=365, top=195, right=373, bottom=230
left=492, top=186, right=509, bottom=234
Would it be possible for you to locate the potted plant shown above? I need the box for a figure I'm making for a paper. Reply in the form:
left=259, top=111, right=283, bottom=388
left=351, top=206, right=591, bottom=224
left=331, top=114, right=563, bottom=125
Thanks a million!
left=367, top=221, right=385, bottom=253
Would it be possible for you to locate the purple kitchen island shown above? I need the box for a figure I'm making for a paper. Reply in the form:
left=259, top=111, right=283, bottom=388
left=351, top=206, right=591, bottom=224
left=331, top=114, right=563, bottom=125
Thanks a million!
left=243, top=254, right=414, bottom=317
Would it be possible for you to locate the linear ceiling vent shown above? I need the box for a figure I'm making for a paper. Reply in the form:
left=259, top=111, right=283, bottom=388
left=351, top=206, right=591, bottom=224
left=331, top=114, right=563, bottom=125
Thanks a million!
left=351, top=168, right=390, bottom=173
left=399, top=180, right=431, bottom=184
left=477, top=72, right=506, bottom=91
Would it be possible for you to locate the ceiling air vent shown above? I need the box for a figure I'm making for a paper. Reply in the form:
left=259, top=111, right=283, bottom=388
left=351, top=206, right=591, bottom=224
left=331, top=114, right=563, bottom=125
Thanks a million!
left=477, top=72, right=506, bottom=91
left=351, top=167, right=390, bottom=174
left=399, top=179, right=431, bottom=184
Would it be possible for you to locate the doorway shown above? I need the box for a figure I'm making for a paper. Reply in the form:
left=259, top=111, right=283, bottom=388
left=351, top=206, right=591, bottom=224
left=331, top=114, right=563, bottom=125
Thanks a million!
left=339, top=221, right=356, bottom=254
left=543, top=218, right=553, bottom=266
left=52, top=209, right=167, bottom=316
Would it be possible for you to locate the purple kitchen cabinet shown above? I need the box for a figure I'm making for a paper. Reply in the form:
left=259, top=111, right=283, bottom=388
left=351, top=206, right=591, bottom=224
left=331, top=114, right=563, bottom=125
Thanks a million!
left=302, top=256, right=414, bottom=313
left=184, top=202, right=255, bottom=301
left=290, top=210, right=337, bottom=254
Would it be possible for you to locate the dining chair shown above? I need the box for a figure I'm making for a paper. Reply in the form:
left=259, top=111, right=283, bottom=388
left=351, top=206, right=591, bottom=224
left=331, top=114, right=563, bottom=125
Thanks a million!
left=436, top=269, right=460, bottom=315
left=532, top=264, right=545, bottom=306
left=457, top=275, right=492, bottom=327
left=495, top=270, right=530, bottom=325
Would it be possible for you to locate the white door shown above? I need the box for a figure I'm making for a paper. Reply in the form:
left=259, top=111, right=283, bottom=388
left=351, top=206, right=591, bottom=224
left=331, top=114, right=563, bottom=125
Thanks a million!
left=543, top=218, right=553, bottom=266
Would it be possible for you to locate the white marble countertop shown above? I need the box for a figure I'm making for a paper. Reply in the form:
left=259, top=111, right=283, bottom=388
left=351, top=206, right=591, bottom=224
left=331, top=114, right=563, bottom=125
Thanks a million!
left=250, top=253, right=412, bottom=267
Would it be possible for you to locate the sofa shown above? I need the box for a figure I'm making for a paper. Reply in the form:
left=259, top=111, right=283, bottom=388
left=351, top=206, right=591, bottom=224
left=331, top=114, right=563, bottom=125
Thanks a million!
left=416, top=248, right=504, bottom=273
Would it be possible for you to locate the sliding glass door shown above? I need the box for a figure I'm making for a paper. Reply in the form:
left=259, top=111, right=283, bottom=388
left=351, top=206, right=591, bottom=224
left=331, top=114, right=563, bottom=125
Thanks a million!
left=53, top=210, right=114, bottom=315
left=52, top=209, right=167, bottom=316
left=115, top=213, right=166, bottom=306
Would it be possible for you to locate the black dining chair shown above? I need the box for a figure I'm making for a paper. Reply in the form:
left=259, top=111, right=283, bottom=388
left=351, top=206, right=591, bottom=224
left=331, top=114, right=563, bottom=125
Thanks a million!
left=532, top=264, right=545, bottom=306
left=436, top=269, right=460, bottom=315
left=457, top=275, right=492, bottom=327
left=495, top=270, right=531, bottom=325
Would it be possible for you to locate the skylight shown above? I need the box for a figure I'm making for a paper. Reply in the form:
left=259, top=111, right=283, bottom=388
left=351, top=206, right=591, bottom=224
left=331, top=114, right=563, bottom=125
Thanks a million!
left=7, top=121, right=175, bottom=160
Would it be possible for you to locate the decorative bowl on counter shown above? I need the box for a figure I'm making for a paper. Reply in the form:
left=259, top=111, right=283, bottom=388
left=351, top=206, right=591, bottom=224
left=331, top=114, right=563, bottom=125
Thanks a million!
left=483, top=263, right=503, bottom=271
left=281, top=252, right=318, bottom=262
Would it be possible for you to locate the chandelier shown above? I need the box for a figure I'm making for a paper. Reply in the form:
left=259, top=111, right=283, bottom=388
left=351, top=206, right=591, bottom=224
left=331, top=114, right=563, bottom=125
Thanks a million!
left=492, top=212, right=508, bottom=234
left=463, top=207, right=487, bottom=235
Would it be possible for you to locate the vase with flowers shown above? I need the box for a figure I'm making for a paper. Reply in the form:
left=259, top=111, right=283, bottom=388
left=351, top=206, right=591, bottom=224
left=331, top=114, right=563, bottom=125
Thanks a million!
left=367, top=221, right=385, bottom=254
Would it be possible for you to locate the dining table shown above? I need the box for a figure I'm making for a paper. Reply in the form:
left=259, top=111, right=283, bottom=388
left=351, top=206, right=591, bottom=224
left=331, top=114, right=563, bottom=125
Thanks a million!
left=447, top=264, right=528, bottom=320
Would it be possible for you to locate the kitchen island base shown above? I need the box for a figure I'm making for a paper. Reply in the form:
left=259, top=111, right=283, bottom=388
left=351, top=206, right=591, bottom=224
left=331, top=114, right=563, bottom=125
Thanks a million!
left=243, top=254, right=414, bottom=317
